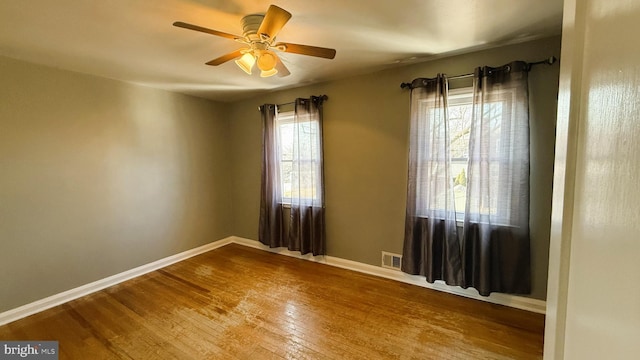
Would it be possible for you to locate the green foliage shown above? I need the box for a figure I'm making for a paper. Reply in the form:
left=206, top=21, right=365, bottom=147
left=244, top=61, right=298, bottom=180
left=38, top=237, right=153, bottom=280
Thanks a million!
left=454, top=168, right=467, bottom=186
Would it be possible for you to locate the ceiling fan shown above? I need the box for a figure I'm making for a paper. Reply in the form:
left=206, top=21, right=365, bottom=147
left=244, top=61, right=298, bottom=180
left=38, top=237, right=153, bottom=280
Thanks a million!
left=174, top=5, right=337, bottom=78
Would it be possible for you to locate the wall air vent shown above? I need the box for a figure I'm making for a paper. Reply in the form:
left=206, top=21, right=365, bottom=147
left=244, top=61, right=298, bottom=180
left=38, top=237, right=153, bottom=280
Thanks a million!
left=381, top=251, right=402, bottom=271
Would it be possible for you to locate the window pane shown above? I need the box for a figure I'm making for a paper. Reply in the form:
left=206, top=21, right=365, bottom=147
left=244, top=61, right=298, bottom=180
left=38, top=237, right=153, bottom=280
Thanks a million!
left=279, top=123, right=294, bottom=161
left=280, top=161, right=292, bottom=200
left=296, top=120, right=320, bottom=161
left=449, top=103, right=471, bottom=160
left=451, top=160, right=468, bottom=216
left=293, top=160, right=318, bottom=199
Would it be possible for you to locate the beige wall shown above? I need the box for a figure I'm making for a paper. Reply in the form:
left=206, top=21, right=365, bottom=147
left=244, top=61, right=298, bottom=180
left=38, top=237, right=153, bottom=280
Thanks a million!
left=0, top=56, right=232, bottom=312
left=228, top=36, right=561, bottom=300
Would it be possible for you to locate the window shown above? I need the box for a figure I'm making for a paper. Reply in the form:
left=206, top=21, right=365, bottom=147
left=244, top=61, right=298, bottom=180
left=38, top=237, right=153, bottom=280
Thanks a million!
left=419, top=86, right=510, bottom=222
left=276, top=110, right=322, bottom=204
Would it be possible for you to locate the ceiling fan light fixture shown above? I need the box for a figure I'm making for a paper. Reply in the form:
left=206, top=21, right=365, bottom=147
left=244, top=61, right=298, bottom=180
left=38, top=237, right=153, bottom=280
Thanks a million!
left=260, top=68, right=278, bottom=78
left=235, top=52, right=255, bottom=74
left=174, top=4, right=336, bottom=78
left=257, top=50, right=278, bottom=72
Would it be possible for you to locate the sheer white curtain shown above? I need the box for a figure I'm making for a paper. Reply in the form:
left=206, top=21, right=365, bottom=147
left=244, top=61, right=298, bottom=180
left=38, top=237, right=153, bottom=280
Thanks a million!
left=402, top=75, right=463, bottom=286
left=462, top=61, right=531, bottom=295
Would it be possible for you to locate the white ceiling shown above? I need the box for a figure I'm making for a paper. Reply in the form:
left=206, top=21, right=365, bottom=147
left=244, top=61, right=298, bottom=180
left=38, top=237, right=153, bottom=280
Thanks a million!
left=0, top=0, right=563, bottom=102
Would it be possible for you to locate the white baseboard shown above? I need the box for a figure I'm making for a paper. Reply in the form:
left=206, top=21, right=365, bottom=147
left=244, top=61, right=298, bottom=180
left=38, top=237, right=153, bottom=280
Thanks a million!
left=0, top=237, right=234, bottom=326
left=0, top=235, right=545, bottom=326
left=231, top=236, right=547, bottom=314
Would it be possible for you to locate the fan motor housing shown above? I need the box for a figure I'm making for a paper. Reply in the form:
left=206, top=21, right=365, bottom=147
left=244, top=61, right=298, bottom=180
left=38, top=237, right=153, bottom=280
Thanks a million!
left=241, top=14, right=265, bottom=41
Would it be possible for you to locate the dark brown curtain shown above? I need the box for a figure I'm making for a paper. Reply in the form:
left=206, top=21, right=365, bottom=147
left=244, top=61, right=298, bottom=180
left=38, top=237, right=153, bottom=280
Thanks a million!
left=259, top=97, right=326, bottom=256
left=462, top=61, right=531, bottom=295
left=258, top=104, right=286, bottom=248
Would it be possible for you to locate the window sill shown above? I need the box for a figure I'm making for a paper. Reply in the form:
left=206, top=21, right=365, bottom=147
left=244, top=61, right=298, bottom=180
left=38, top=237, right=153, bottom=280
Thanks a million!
left=413, top=217, right=510, bottom=229
left=278, top=202, right=324, bottom=209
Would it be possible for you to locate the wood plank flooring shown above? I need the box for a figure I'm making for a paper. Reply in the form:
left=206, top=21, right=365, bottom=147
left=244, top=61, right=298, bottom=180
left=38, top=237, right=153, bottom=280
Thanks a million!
left=0, top=244, right=545, bottom=359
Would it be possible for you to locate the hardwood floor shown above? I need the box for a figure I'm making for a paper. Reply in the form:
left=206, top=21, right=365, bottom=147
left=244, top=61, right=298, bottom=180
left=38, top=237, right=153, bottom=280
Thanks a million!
left=0, top=244, right=545, bottom=359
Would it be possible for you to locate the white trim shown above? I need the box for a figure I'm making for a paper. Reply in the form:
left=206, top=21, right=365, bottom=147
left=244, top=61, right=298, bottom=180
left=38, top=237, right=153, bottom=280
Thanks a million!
left=544, top=1, right=585, bottom=358
left=232, top=236, right=546, bottom=314
left=0, top=234, right=545, bottom=326
left=0, top=237, right=234, bottom=326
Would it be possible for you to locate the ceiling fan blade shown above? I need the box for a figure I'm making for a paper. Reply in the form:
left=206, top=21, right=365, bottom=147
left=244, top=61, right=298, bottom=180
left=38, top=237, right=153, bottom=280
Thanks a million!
left=257, top=5, right=292, bottom=40
left=173, top=21, right=239, bottom=40
left=276, top=42, right=336, bottom=59
left=275, top=57, right=290, bottom=77
left=205, top=49, right=246, bottom=66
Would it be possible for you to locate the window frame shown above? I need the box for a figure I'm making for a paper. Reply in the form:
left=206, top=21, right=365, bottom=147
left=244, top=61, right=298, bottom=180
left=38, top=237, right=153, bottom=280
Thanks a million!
left=415, top=85, right=516, bottom=224
left=275, top=110, right=322, bottom=205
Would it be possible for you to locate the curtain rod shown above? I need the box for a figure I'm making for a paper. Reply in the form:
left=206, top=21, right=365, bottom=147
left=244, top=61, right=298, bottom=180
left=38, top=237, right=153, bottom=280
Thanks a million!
left=257, top=95, right=328, bottom=111
left=399, top=56, right=557, bottom=89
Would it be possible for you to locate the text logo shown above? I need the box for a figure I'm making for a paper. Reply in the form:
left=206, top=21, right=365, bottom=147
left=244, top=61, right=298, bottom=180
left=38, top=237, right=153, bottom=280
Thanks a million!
left=0, top=341, right=58, bottom=359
